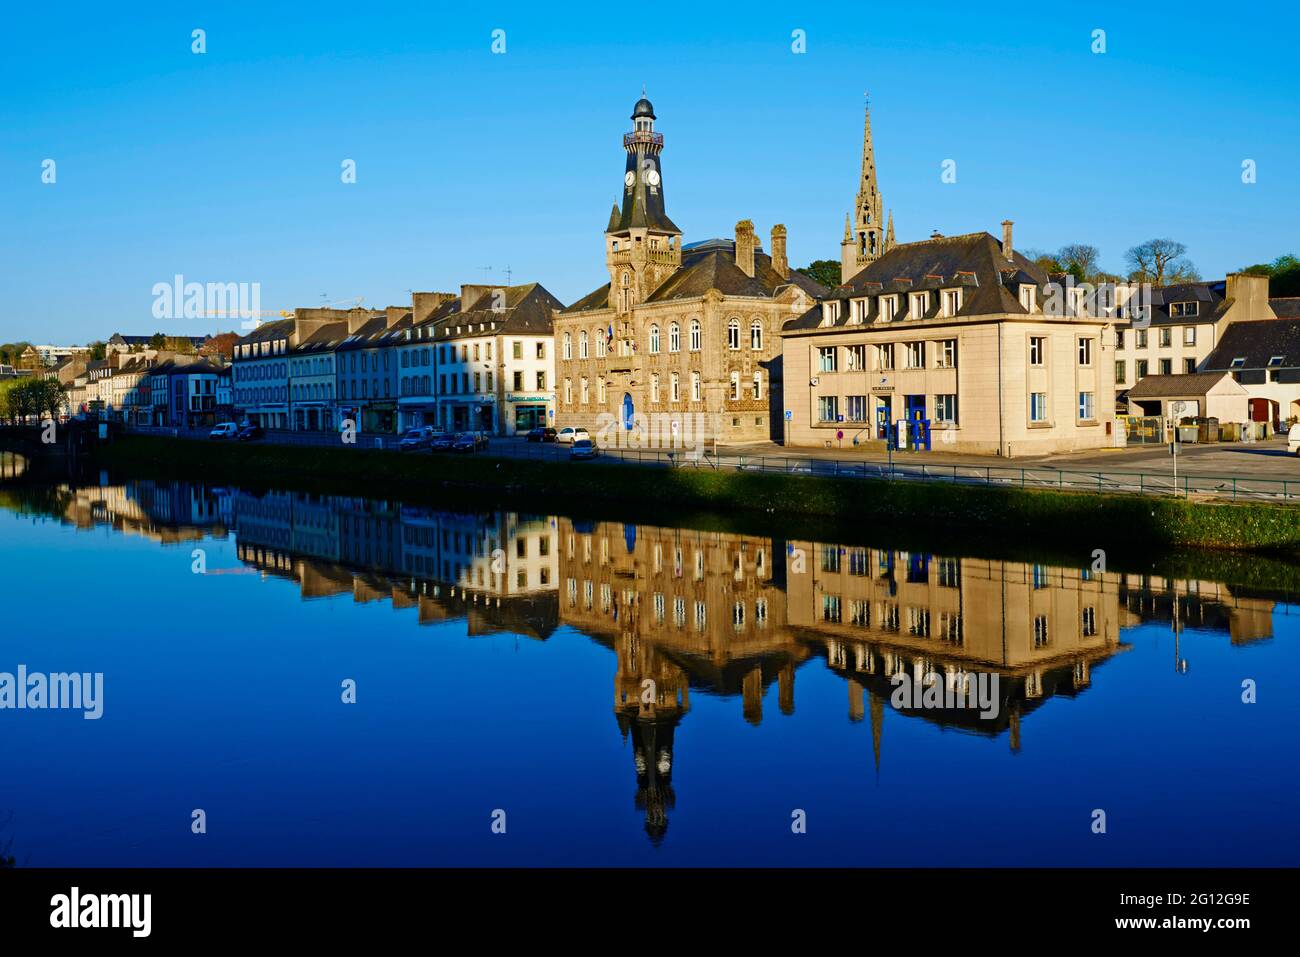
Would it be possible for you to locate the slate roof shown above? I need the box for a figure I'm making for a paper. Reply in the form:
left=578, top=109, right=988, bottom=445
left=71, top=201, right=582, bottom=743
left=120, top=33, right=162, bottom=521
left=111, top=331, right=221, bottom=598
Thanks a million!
left=238, top=318, right=295, bottom=345
left=1130, top=281, right=1232, bottom=327
left=289, top=322, right=350, bottom=355
left=425, top=283, right=566, bottom=342
left=1127, top=372, right=1239, bottom=399
left=336, top=314, right=412, bottom=352
left=783, top=231, right=1041, bottom=332
left=1269, top=297, right=1300, bottom=319
left=1203, top=318, right=1300, bottom=370
left=562, top=241, right=825, bottom=316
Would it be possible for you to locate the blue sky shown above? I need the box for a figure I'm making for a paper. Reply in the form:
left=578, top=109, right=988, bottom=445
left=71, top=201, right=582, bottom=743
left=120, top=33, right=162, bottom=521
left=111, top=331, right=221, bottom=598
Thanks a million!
left=2, top=1, right=1297, bottom=343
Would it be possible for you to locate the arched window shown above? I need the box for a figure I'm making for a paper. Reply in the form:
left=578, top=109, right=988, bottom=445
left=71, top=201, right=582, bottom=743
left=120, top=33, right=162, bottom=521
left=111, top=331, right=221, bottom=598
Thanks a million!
left=595, top=328, right=606, bottom=358
left=727, top=318, right=740, bottom=350
left=669, top=322, right=680, bottom=353
left=689, top=319, right=701, bottom=352
left=563, top=332, right=572, bottom=360
left=579, top=330, right=589, bottom=359
left=751, top=319, right=763, bottom=351
left=649, top=324, right=660, bottom=354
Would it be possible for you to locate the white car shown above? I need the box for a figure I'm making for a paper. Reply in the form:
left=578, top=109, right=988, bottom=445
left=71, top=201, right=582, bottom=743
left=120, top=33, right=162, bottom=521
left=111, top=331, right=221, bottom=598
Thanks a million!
left=556, top=427, right=591, bottom=445
left=209, top=422, right=238, bottom=440
left=1288, top=423, right=1300, bottom=455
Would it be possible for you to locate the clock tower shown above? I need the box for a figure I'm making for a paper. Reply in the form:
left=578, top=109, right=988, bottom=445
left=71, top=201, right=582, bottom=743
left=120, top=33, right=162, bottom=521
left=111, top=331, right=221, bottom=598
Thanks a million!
left=605, top=94, right=682, bottom=312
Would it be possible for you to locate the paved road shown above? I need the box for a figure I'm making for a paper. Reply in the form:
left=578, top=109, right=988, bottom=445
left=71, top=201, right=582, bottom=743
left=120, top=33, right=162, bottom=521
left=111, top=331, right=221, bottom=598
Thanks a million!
left=119, top=425, right=1300, bottom=502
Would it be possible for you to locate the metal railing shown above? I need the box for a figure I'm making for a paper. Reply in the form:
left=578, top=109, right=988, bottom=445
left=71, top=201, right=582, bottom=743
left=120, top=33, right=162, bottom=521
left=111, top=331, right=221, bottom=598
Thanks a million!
left=115, top=425, right=1300, bottom=503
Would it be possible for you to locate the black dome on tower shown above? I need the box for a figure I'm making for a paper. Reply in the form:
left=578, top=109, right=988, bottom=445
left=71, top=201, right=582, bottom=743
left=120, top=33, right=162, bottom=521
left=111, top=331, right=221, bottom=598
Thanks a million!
left=631, top=97, right=655, bottom=120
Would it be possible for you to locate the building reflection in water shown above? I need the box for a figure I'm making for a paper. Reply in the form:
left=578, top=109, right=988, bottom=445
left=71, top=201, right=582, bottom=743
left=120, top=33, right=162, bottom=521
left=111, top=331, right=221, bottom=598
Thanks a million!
left=26, top=479, right=1284, bottom=843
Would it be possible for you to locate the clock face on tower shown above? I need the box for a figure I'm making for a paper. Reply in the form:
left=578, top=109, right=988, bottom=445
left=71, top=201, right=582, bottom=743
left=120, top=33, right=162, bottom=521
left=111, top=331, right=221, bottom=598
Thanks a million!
left=624, top=171, right=635, bottom=188
left=645, top=169, right=661, bottom=187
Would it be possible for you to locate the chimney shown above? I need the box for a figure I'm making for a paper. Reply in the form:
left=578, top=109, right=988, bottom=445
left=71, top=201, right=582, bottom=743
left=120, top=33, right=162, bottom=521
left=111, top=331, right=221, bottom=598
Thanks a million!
left=460, top=284, right=494, bottom=312
left=930, top=229, right=944, bottom=240
left=771, top=224, right=788, bottom=280
left=384, top=305, right=408, bottom=329
left=346, top=307, right=371, bottom=334
left=1001, top=220, right=1014, bottom=261
left=1225, top=272, right=1272, bottom=323
left=735, top=220, right=756, bottom=277
left=412, top=291, right=456, bottom=325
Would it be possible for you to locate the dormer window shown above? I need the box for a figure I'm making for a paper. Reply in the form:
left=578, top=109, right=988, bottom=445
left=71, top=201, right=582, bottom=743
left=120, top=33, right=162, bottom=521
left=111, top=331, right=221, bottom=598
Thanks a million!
left=1268, top=355, right=1284, bottom=367
left=1019, top=285, right=1037, bottom=312
left=1170, top=302, right=1199, bottom=318
left=910, top=292, right=929, bottom=318
left=850, top=298, right=868, bottom=324
left=821, top=301, right=841, bottom=326
left=942, top=289, right=962, bottom=317
left=880, top=295, right=899, bottom=322
left=1230, top=357, right=1245, bottom=368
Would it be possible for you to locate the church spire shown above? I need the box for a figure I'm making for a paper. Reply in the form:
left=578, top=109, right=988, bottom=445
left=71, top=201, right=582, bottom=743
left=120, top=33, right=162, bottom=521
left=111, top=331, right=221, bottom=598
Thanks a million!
left=840, top=99, right=890, bottom=283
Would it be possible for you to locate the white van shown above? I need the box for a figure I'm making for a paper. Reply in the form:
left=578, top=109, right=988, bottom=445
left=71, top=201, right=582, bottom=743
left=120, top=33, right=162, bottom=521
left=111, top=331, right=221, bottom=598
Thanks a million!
left=1288, top=423, right=1300, bottom=455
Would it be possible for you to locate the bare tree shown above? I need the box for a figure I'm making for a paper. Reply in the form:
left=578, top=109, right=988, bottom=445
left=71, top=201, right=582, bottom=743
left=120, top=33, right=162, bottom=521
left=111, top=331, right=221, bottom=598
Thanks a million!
left=1057, top=244, right=1102, bottom=281
left=1125, top=239, right=1199, bottom=286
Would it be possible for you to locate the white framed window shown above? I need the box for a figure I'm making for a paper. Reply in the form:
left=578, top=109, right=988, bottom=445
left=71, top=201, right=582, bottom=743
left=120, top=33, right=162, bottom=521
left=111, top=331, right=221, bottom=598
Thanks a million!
left=905, top=341, right=925, bottom=369
left=597, top=376, right=606, bottom=403
left=876, top=343, right=894, bottom=370
left=1170, top=301, right=1199, bottom=318
left=935, top=339, right=957, bottom=368
left=594, top=328, right=606, bottom=358
left=1183, top=326, right=1197, bottom=346
left=880, top=295, right=898, bottom=322
left=943, top=289, right=962, bottom=317
left=1019, top=285, right=1036, bottom=312
left=845, top=344, right=866, bottom=371
left=670, top=372, right=680, bottom=401
left=727, top=318, right=740, bottom=350
left=730, top=371, right=740, bottom=400
left=910, top=292, right=929, bottom=318
left=563, top=332, right=571, bottom=360
left=580, top=377, right=589, bottom=403
left=818, top=346, right=837, bottom=372
left=1078, top=391, right=1095, bottom=421
left=691, top=371, right=701, bottom=401
left=564, top=377, right=572, bottom=404
left=649, top=324, right=660, bottom=354
left=689, top=320, right=701, bottom=352
left=669, top=322, right=680, bottom=353
left=818, top=395, right=839, bottom=422
left=1029, top=336, right=1045, bottom=366
left=934, top=394, right=957, bottom=423
left=579, top=330, right=589, bottom=359
left=1078, top=337, right=1093, bottom=366
left=751, top=320, right=763, bottom=350
left=752, top=371, right=762, bottom=400
left=1030, top=392, right=1048, bottom=422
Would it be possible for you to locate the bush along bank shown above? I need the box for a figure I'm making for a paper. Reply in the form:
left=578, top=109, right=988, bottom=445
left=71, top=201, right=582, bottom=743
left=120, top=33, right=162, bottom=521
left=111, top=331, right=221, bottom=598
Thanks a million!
left=89, top=435, right=1300, bottom=554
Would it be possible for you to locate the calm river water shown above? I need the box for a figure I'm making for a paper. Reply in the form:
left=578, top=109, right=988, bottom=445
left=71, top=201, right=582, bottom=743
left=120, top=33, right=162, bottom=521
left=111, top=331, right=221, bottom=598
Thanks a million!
left=1, top=460, right=1296, bottom=866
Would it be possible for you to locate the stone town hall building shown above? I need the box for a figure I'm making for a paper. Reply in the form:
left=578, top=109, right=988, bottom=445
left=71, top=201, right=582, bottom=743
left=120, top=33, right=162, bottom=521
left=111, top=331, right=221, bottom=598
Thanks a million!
left=553, top=96, right=826, bottom=448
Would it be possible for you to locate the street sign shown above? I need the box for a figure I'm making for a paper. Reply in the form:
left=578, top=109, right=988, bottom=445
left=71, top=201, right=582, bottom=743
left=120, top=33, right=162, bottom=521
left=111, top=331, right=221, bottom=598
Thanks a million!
left=784, top=410, right=793, bottom=421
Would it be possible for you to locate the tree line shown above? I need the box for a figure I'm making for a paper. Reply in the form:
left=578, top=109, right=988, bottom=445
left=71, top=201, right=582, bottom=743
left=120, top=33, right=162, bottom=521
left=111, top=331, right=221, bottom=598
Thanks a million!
left=0, top=377, right=67, bottom=424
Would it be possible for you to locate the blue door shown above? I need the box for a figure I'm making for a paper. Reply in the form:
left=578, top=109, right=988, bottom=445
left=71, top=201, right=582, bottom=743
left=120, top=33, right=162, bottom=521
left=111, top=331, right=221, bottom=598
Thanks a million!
left=622, top=392, right=634, bottom=430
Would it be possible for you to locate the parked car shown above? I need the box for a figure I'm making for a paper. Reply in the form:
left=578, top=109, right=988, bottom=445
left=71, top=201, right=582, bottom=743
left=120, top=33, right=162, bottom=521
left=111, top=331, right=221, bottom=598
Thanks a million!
left=452, top=431, right=489, bottom=453
left=526, top=426, right=558, bottom=443
left=235, top=424, right=264, bottom=442
left=1289, top=423, right=1300, bottom=455
left=430, top=432, right=456, bottom=452
left=209, top=422, right=238, bottom=440
left=557, top=427, right=591, bottom=445
left=399, top=426, right=440, bottom=451
left=570, top=438, right=598, bottom=460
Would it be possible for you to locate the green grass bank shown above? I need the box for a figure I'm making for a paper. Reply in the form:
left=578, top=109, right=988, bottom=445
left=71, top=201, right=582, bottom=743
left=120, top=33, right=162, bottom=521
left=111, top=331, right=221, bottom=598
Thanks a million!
left=90, top=435, right=1300, bottom=557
